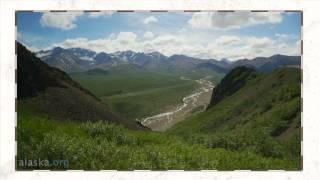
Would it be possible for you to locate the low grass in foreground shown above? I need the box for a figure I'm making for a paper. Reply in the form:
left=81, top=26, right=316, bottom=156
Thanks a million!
left=17, top=106, right=300, bottom=170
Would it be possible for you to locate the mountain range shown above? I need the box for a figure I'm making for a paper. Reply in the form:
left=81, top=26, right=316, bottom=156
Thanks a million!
left=18, top=43, right=144, bottom=130
left=36, top=47, right=301, bottom=73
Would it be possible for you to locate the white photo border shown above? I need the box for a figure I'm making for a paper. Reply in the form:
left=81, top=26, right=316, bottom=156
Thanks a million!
left=1, top=0, right=319, bottom=180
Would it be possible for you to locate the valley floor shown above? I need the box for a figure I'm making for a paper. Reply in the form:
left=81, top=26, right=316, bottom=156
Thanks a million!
left=141, top=76, right=214, bottom=131
left=70, top=70, right=206, bottom=121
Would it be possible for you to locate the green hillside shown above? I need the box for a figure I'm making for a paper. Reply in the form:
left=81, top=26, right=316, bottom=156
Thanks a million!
left=18, top=106, right=299, bottom=170
left=169, top=67, right=301, bottom=167
left=17, top=43, right=143, bottom=129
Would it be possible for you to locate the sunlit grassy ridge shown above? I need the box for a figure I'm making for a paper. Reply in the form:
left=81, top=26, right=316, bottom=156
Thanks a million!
left=168, top=67, right=301, bottom=167
left=17, top=106, right=299, bottom=170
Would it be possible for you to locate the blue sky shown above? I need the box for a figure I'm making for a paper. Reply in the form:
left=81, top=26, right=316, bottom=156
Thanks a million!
left=17, top=11, right=301, bottom=60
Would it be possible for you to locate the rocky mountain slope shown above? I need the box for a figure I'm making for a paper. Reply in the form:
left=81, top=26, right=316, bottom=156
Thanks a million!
left=35, top=46, right=301, bottom=74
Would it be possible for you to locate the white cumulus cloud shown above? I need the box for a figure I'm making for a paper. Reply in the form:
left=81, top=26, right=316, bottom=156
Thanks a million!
left=189, top=12, right=283, bottom=30
left=40, top=12, right=84, bottom=30
left=143, top=16, right=158, bottom=24
left=48, top=31, right=300, bottom=61
left=88, top=11, right=114, bottom=18
left=143, top=31, right=154, bottom=39
left=116, top=32, right=137, bottom=43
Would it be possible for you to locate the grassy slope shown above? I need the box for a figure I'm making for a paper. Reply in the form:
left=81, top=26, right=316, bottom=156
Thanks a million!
left=168, top=67, right=301, bottom=168
left=70, top=68, right=203, bottom=120
left=17, top=106, right=298, bottom=170
left=17, top=43, right=141, bottom=129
